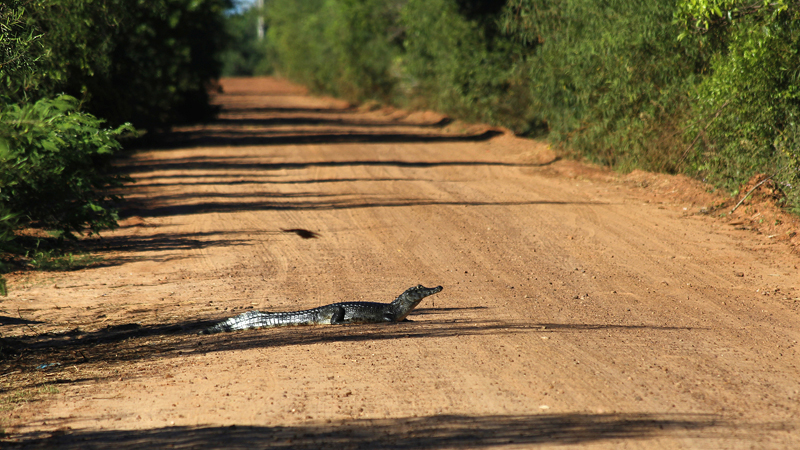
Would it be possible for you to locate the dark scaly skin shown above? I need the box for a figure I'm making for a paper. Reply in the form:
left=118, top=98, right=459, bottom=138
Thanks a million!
left=200, top=285, right=443, bottom=334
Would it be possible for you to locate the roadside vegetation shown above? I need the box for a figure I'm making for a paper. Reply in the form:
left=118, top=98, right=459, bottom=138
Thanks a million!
left=220, top=3, right=272, bottom=76
left=254, top=0, right=800, bottom=216
left=2, top=0, right=797, bottom=293
left=0, top=0, right=230, bottom=294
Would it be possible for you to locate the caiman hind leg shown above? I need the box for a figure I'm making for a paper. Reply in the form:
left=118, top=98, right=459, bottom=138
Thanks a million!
left=329, top=305, right=346, bottom=324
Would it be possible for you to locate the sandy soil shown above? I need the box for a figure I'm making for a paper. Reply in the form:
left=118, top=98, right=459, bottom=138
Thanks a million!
left=2, top=77, right=800, bottom=449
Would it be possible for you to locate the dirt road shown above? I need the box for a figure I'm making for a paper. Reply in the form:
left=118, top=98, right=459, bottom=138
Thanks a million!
left=3, top=77, right=800, bottom=449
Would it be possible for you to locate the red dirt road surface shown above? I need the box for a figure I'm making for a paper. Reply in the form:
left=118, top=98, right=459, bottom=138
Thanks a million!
left=2, top=77, right=800, bottom=449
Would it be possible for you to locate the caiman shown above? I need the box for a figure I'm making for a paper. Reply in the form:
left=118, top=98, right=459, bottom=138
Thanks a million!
left=200, top=284, right=443, bottom=334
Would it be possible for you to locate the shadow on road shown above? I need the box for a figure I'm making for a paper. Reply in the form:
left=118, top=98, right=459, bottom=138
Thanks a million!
left=150, top=129, right=502, bottom=149
left=75, top=230, right=253, bottom=267
left=129, top=176, right=429, bottom=189
left=143, top=105, right=481, bottom=149
left=211, top=115, right=453, bottom=128
left=122, top=198, right=592, bottom=219
left=1, top=316, right=698, bottom=392
left=123, top=158, right=532, bottom=175
left=9, top=412, right=735, bottom=449
left=0, top=316, right=43, bottom=326
left=84, top=230, right=251, bottom=253
left=218, top=106, right=354, bottom=114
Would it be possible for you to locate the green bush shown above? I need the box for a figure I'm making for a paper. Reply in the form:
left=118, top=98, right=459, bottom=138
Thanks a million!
left=266, top=0, right=400, bottom=102
left=500, top=0, right=710, bottom=171
left=8, top=0, right=230, bottom=130
left=400, top=0, right=531, bottom=130
left=0, top=1, right=43, bottom=102
left=0, top=0, right=231, bottom=293
left=677, top=1, right=800, bottom=210
left=220, top=4, right=272, bottom=76
left=328, top=0, right=403, bottom=101
left=265, top=0, right=333, bottom=92
left=266, top=0, right=708, bottom=171
left=0, top=96, right=133, bottom=238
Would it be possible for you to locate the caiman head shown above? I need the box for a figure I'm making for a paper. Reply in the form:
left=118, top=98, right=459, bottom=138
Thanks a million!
left=389, top=284, right=443, bottom=322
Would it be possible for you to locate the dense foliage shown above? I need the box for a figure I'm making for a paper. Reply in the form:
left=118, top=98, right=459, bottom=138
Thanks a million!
left=17, top=0, right=230, bottom=130
left=0, top=0, right=230, bottom=293
left=265, top=0, right=402, bottom=101
left=676, top=0, right=800, bottom=209
left=400, top=0, right=528, bottom=129
left=0, top=96, right=133, bottom=238
left=502, top=1, right=710, bottom=171
left=262, top=0, right=800, bottom=213
left=220, top=4, right=272, bottom=76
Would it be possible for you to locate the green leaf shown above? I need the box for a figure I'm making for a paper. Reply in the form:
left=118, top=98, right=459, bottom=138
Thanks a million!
left=40, top=139, right=58, bottom=152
